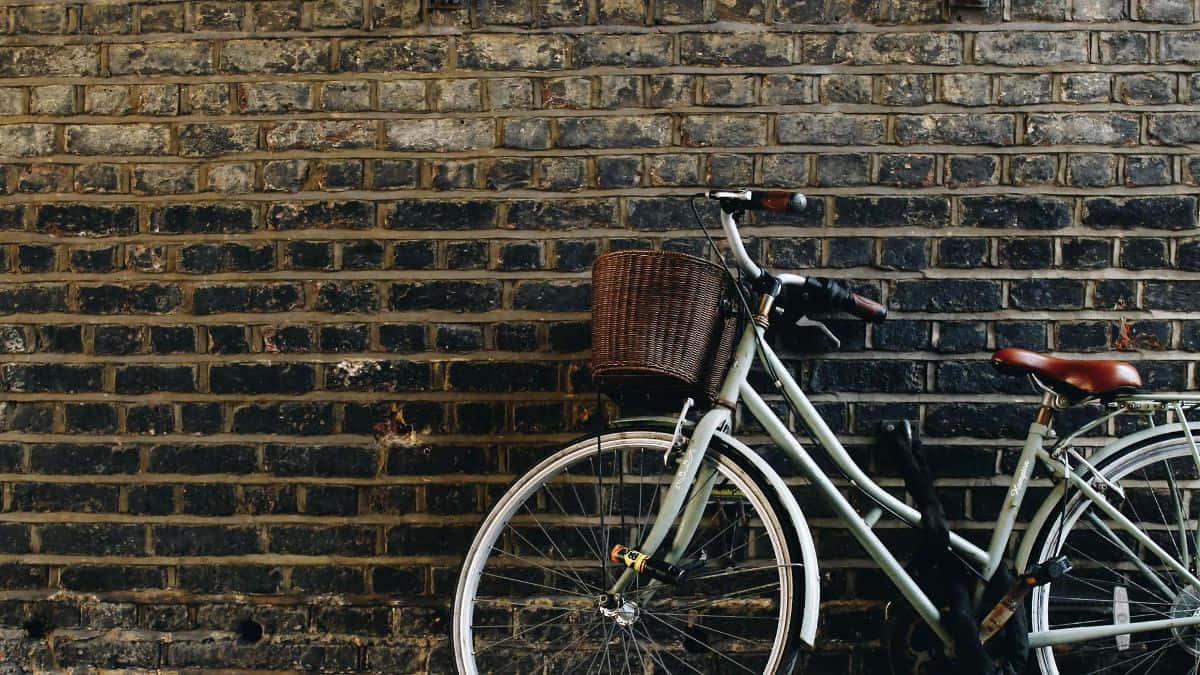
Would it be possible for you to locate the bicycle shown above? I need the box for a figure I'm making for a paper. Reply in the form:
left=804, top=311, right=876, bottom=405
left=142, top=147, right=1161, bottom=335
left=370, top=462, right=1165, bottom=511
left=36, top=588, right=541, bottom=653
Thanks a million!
left=452, top=189, right=1200, bottom=674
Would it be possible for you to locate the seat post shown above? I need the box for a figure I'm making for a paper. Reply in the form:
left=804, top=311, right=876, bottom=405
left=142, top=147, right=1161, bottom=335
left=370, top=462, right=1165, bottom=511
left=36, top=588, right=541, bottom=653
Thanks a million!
left=1035, top=390, right=1057, bottom=426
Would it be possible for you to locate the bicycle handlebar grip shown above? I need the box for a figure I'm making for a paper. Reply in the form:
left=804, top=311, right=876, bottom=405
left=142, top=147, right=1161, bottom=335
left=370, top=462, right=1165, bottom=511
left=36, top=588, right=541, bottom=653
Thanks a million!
left=748, top=190, right=807, bottom=214
left=847, top=294, right=888, bottom=323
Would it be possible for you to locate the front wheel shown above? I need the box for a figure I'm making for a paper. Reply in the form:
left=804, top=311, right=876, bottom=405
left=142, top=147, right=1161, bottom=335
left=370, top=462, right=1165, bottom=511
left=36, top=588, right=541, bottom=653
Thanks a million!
left=1029, top=432, right=1200, bottom=674
left=452, top=430, right=810, bottom=674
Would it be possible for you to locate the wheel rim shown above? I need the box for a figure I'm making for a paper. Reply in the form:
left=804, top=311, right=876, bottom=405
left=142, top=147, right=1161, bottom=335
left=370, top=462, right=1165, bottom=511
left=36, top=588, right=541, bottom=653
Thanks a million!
left=1032, top=439, right=1200, bottom=674
left=453, top=433, right=796, bottom=674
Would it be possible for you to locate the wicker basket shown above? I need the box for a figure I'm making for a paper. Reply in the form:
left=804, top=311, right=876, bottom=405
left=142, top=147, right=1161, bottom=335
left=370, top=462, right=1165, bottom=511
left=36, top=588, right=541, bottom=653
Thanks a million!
left=591, top=250, right=737, bottom=405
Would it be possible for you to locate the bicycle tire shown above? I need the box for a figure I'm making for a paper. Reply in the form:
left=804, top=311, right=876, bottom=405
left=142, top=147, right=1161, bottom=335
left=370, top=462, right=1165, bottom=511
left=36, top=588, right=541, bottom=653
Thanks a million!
left=1027, top=429, right=1200, bottom=674
left=452, top=430, right=810, bottom=674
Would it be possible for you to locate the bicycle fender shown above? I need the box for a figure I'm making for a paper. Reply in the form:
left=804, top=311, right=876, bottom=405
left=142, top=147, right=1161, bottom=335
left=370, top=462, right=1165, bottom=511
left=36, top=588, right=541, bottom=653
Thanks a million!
left=613, top=416, right=820, bottom=647
left=1016, top=421, right=1200, bottom=572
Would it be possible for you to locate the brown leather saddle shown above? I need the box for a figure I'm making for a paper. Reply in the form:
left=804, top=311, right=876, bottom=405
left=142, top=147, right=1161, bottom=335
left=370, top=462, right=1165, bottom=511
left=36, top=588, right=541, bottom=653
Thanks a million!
left=991, top=347, right=1142, bottom=401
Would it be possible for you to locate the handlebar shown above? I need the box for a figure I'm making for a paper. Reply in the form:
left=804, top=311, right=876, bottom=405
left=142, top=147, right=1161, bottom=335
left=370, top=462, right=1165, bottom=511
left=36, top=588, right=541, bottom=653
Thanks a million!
left=705, top=190, right=886, bottom=323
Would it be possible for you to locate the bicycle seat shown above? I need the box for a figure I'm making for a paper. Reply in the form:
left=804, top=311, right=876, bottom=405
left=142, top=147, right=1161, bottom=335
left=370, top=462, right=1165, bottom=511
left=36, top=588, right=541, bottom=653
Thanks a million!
left=991, top=347, right=1142, bottom=400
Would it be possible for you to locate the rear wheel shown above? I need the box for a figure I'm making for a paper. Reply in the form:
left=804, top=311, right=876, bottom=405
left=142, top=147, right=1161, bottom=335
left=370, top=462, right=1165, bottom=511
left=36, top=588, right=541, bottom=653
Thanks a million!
left=453, top=430, right=809, bottom=674
left=1029, top=431, right=1200, bottom=674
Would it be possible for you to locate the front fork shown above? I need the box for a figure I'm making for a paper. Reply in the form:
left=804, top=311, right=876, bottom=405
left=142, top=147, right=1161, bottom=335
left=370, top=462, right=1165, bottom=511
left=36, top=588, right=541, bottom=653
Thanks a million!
left=609, top=406, right=729, bottom=595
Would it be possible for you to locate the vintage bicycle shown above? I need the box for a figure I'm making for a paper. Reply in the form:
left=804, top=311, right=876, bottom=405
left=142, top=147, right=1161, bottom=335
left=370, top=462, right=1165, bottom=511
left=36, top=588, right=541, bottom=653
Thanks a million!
left=453, top=189, right=1200, bottom=674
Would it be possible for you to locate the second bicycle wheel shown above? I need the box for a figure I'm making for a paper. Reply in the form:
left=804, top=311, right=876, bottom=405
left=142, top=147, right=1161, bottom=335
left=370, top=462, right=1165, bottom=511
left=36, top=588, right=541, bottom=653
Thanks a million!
left=453, top=430, right=809, bottom=674
left=1029, top=429, right=1200, bottom=674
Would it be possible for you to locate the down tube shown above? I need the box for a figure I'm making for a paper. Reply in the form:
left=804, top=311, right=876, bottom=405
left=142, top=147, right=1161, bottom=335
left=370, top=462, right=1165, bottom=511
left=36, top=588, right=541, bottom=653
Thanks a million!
left=739, top=383, right=953, bottom=648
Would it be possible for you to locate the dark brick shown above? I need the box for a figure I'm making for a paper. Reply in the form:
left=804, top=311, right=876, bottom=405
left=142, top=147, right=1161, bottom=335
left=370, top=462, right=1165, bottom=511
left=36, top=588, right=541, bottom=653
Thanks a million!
left=1083, top=197, right=1197, bottom=230
left=193, top=283, right=303, bottom=314
left=0, top=285, right=68, bottom=313
left=925, top=403, right=1039, bottom=438
left=1010, top=279, right=1085, bottom=310
left=69, top=247, right=118, bottom=273
left=1146, top=281, right=1200, bottom=310
left=1061, top=238, right=1112, bottom=269
left=211, top=363, right=315, bottom=395
left=506, top=200, right=619, bottom=230
left=180, top=484, right=238, bottom=517
left=64, top=403, right=118, bottom=433
left=435, top=324, right=484, bottom=352
left=809, top=361, right=922, bottom=393
left=150, top=326, right=195, bottom=353
left=449, top=362, right=556, bottom=392
left=1121, top=238, right=1169, bottom=269
left=180, top=243, right=275, bottom=274
left=392, top=241, right=436, bottom=270
left=207, top=325, right=249, bottom=354
left=128, top=484, right=174, bottom=515
left=79, top=283, right=182, bottom=314
left=390, top=281, right=500, bottom=312
left=872, top=320, right=930, bottom=351
left=961, top=196, right=1072, bottom=229
left=386, top=200, right=496, bottom=230
left=513, top=282, right=590, bottom=311
left=232, top=402, right=334, bottom=435
left=316, top=281, right=379, bottom=313
left=834, top=197, right=950, bottom=227
left=996, top=322, right=1047, bottom=350
left=35, top=204, right=137, bottom=237
left=322, top=324, right=371, bottom=352
left=17, top=245, right=55, bottom=273
left=937, top=238, right=988, bottom=268
left=149, top=443, right=256, bottom=474
left=12, top=483, right=118, bottom=513
left=93, top=324, right=141, bottom=355
left=342, top=240, right=384, bottom=270
left=998, top=238, right=1053, bottom=269
left=1058, top=321, right=1110, bottom=351
left=126, top=404, right=174, bottom=435
left=39, top=523, right=141, bottom=556
left=270, top=525, right=376, bottom=556
left=263, top=326, right=312, bottom=353
left=879, top=238, right=927, bottom=271
left=891, top=280, right=1001, bottom=312
left=178, top=565, right=282, bottom=593
left=156, top=523, right=259, bottom=554
left=1095, top=279, right=1137, bottom=310
left=304, top=485, right=357, bottom=516
left=116, top=365, right=196, bottom=394
left=292, top=567, right=364, bottom=594
left=151, top=204, right=255, bottom=234
left=827, top=237, right=873, bottom=267
left=937, top=321, right=987, bottom=353
left=269, top=201, right=373, bottom=230
left=0, top=364, right=102, bottom=393
left=181, top=403, right=223, bottom=434
left=265, top=444, right=376, bottom=477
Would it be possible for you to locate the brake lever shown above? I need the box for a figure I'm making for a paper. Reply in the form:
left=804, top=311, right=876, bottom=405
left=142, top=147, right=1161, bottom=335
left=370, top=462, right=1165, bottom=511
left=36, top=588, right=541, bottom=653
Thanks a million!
left=793, top=316, right=841, bottom=349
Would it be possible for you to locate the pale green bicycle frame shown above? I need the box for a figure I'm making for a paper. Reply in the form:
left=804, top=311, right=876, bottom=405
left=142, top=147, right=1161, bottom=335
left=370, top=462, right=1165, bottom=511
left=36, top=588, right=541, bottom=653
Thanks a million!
left=606, top=201, right=1200, bottom=654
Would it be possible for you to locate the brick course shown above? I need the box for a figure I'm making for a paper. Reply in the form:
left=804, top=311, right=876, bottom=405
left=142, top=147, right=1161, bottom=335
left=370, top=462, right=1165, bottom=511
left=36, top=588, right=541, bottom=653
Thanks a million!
left=0, top=0, right=1197, bottom=671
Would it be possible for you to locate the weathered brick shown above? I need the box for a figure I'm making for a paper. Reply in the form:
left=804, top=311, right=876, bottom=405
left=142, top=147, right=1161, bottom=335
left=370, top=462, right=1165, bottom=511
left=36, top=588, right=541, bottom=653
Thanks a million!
left=193, top=284, right=304, bottom=314
left=266, top=121, right=375, bottom=151
left=1025, top=113, right=1139, bottom=147
left=110, top=42, right=213, bottom=75
left=222, top=39, right=331, bottom=73
left=680, top=33, right=790, bottom=66
left=974, top=32, right=1088, bottom=65
left=180, top=123, right=259, bottom=157
left=151, top=204, right=256, bottom=234
left=576, top=34, right=673, bottom=67
left=458, top=35, right=568, bottom=70
left=385, top=119, right=494, bottom=151
left=339, top=38, right=447, bottom=72
left=1149, top=114, right=1200, bottom=145
left=0, top=45, right=100, bottom=77
left=557, top=117, right=672, bottom=149
left=805, top=33, right=962, bottom=65
left=269, top=201, right=373, bottom=230
left=681, top=114, right=767, bottom=147
left=777, top=114, right=886, bottom=145
left=896, top=114, right=1015, bottom=145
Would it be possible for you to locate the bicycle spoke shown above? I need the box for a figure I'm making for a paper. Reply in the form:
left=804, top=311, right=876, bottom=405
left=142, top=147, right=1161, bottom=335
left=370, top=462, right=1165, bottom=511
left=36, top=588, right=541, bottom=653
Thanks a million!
left=481, top=569, right=594, bottom=598
left=643, top=611, right=759, bottom=674
left=1165, top=462, right=1191, bottom=572
left=517, top=501, right=601, bottom=594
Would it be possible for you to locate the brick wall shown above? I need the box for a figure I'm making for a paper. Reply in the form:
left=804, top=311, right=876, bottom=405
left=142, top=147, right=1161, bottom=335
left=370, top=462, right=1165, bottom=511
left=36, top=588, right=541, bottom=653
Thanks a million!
left=0, top=0, right=1197, bottom=671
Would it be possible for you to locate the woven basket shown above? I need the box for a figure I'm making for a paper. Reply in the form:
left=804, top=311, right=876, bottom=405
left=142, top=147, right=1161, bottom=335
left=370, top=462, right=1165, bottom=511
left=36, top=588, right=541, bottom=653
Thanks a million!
left=591, top=250, right=736, bottom=405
